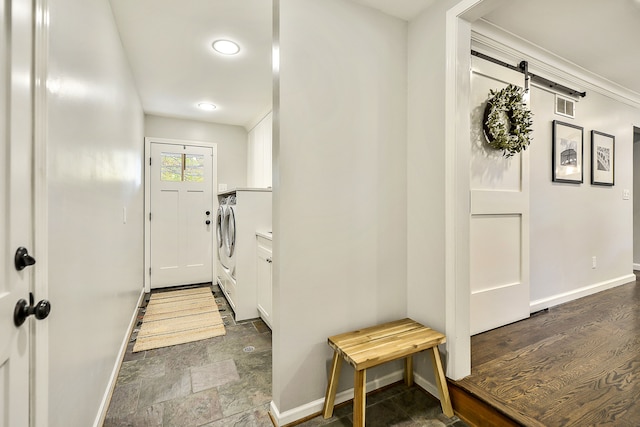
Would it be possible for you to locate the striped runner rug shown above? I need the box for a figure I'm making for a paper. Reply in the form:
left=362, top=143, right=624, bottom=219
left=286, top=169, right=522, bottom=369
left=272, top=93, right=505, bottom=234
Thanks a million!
left=132, top=286, right=226, bottom=352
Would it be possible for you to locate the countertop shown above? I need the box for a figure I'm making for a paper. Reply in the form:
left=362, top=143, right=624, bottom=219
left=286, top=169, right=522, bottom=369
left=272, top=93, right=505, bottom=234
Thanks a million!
left=256, top=230, right=272, bottom=240
left=218, top=187, right=272, bottom=196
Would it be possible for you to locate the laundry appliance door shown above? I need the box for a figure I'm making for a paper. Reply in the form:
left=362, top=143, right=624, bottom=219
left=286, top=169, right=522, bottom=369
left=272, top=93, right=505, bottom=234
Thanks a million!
left=216, top=204, right=228, bottom=270
left=224, top=204, right=236, bottom=278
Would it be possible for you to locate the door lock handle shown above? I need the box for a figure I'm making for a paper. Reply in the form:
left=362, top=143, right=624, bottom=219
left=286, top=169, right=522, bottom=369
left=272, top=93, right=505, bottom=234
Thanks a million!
left=14, top=292, right=51, bottom=327
left=205, top=220, right=211, bottom=225
left=15, top=247, right=36, bottom=271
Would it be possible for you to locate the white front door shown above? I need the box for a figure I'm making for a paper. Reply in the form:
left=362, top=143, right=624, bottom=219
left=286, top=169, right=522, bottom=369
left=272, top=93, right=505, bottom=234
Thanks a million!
left=469, top=56, right=530, bottom=335
left=150, top=142, right=214, bottom=288
left=0, top=0, right=35, bottom=425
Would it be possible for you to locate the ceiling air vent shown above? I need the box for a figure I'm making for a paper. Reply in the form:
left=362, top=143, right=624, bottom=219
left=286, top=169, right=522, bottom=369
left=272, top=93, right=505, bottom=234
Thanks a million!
left=555, top=95, right=575, bottom=118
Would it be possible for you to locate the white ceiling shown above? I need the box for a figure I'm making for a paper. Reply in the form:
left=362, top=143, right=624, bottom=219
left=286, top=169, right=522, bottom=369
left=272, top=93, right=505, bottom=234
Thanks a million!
left=108, top=0, right=640, bottom=130
left=481, top=0, right=640, bottom=95
left=108, top=0, right=272, bottom=129
left=358, top=0, right=640, bottom=95
left=350, top=0, right=437, bottom=21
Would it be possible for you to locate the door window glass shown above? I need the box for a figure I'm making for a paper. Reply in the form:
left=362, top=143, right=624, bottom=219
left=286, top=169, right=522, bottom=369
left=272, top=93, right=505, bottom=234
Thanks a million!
left=161, top=152, right=183, bottom=181
left=184, top=154, right=205, bottom=182
left=160, top=152, right=205, bottom=182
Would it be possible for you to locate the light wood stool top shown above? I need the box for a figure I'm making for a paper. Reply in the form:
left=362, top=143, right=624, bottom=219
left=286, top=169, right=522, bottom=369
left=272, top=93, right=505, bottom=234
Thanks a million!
left=322, top=318, right=454, bottom=426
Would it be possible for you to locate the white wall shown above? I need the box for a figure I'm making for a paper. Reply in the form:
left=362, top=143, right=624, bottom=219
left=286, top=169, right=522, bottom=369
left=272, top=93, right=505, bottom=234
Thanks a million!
left=46, top=0, right=144, bottom=425
left=273, top=0, right=407, bottom=421
left=145, top=114, right=248, bottom=190
left=529, top=87, right=638, bottom=306
left=406, top=0, right=459, bottom=384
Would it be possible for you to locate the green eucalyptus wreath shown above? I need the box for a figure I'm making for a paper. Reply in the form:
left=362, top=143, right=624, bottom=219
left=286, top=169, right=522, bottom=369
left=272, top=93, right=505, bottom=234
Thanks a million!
left=483, top=84, right=533, bottom=158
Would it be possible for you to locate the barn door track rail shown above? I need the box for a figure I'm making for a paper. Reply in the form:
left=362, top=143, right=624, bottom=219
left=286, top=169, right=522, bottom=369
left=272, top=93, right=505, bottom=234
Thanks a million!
left=471, top=50, right=587, bottom=98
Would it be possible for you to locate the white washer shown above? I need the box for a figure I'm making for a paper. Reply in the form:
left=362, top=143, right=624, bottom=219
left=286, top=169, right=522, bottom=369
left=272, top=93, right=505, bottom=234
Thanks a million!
left=223, top=195, right=237, bottom=278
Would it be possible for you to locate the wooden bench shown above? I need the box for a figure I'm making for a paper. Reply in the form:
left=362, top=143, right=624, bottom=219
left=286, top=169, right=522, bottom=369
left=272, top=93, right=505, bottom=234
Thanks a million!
left=322, top=318, right=454, bottom=426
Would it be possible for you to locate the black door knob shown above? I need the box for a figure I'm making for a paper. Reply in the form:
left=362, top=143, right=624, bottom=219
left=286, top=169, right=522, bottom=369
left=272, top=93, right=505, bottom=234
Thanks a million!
left=14, top=299, right=29, bottom=326
left=15, top=247, right=36, bottom=271
left=205, top=210, right=211, bottom=216
left=205, top=220, right=211, bottom=225
left=34, top=299, right=51, bottom=320
left=14, top=292, right=51, bottom=327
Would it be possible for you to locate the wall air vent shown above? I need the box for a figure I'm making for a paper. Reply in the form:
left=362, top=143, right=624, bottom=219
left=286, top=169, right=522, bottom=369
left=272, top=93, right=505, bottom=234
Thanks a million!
left=555, top=95, right=576, bottom=118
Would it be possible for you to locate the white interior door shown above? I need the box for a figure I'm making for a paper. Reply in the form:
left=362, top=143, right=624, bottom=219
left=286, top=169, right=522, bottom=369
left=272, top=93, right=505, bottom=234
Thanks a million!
left=150, top=143, right=214, bottom=288
left=0, top=0, right=35, bottom=425
left=469, top=56, right=530, bottom=335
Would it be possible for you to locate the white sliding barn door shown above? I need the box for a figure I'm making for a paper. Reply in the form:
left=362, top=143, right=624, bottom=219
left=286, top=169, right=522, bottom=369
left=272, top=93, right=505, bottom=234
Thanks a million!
left=469, top=56, right=530, bottom=335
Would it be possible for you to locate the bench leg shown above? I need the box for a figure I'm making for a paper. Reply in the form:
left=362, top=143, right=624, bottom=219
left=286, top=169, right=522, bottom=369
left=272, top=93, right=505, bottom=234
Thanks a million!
left=322, top=351, right=342, bottom=419
left=404, top=355, right=414, bottom=386
left=429, top=346, right=454, bottom=418
left=353, top=369, right=366, bottom=427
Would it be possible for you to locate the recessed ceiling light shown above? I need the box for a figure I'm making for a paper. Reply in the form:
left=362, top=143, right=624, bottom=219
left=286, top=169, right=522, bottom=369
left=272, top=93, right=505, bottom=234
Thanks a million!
left=198, top=102, right=217, bottom=111
left=212, top=39, right=240, bottom=55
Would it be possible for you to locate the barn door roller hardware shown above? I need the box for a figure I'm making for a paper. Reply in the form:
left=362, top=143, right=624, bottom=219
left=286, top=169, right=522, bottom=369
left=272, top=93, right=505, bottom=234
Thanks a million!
left=471, top=50, right=586, bottom=98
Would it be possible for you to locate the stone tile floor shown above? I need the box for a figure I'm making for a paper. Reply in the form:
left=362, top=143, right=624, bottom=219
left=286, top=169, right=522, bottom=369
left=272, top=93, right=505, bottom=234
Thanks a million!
left=296, top=386, right=467, bottom=427
left=104, top=284, right=467, bottom=427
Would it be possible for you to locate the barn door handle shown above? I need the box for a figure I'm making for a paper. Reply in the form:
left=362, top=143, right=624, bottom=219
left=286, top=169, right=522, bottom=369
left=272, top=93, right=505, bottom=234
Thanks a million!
left=14, top=292, right=51, bottom=327
left=15, top=247, right=36, bottom=271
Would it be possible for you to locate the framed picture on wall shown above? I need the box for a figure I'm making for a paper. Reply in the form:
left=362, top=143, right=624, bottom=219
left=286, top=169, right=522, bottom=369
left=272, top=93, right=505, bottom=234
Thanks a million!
left=552, top=120, right=583, bottom=183
left=591, top=130, right=615, bottom=186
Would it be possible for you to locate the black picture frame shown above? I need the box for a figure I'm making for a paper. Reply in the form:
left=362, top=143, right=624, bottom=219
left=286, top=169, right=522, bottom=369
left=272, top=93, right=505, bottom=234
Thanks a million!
left=552, top=120, right=583, bottom=184
left=591, top=130, right=615, bottom=186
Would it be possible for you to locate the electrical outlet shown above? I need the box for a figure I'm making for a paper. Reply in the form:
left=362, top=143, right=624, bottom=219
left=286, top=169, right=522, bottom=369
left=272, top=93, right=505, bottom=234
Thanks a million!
left=592, top=256, right=597, bottom=269
left=218, top=183, right=227, bottom=192
left=623, top=189, right=630, bottom=200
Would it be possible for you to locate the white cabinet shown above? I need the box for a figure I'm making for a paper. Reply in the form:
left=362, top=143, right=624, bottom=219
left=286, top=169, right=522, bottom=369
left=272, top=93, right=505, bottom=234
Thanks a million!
left=247, top=111, right=272, bottom=188
left=256, top=234, right=273, bottom=328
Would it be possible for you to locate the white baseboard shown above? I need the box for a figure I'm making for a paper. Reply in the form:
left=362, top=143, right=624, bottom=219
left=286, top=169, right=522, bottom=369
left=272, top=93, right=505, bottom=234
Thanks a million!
left=529, top=274, right=636, bottom=313
left=93, top=288, right=146, bottom=427
left=269, top=370, right=446, bottom=426
left=269, top=370, right=404, bottom=426
left=413, top=372, right=441, bottom=401
left=633, top=263, right=640, bottom=271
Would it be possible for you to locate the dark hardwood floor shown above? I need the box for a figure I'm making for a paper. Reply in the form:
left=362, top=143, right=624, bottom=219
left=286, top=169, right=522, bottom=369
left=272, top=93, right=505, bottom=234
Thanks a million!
left=453, top=278, right=640, bottom=426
